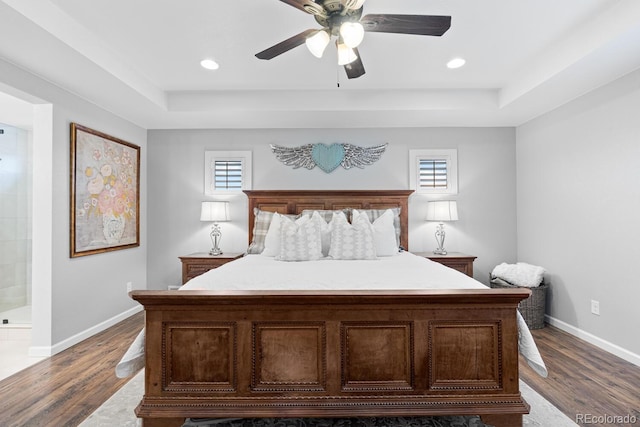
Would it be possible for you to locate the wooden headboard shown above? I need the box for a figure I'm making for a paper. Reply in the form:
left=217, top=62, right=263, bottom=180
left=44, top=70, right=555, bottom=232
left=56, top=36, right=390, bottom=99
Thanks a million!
left=244, top=190, right=413, bottom=251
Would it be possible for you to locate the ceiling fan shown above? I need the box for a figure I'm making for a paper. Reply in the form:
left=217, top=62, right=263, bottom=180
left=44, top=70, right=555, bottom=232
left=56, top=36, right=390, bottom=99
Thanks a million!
left=255, top=0, right=451, bottom=79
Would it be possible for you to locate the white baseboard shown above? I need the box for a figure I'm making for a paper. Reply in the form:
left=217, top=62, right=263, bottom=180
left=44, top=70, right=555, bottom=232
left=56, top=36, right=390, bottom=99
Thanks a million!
left=545, top=315, right=640, bottom=367
left=28, top=305, right=143, bottom=358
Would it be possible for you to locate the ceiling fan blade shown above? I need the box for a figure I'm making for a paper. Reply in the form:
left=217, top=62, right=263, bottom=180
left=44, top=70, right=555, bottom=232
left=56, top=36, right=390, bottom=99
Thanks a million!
left=344, top=48, right=365, bottom=79
left=256, top=29, right=317, bottom=60
left=360, top=14, right=451, bottom=36
left=279, top=0, right=325, bottom=15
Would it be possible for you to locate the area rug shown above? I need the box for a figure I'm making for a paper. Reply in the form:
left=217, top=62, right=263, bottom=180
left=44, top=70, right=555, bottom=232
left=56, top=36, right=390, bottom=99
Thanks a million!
left=79, top=371, right=577, bottom=427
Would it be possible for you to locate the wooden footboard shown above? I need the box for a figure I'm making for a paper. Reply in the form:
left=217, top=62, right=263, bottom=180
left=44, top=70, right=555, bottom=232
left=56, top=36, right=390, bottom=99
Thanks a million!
left=131, top=289, right=531, bottom=427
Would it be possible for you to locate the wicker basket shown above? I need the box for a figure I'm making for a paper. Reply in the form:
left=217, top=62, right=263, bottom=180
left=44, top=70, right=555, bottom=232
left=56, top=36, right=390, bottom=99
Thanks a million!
left=490, top=277, right=548, bottom=329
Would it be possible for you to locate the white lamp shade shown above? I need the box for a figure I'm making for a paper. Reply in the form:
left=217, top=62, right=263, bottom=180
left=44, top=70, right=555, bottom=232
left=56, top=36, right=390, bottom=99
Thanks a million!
left=305, top=30, right=330, bottom=58
left=426, top=200, right=458, bottom=222
left=337, top=42, right=358, bottom=65
left=200, top=201, right=230, bottom=222
left=340, top=22, right=365, bottom=48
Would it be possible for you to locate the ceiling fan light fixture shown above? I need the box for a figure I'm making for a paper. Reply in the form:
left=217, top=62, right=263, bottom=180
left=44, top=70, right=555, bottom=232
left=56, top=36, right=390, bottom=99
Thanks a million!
left=339, top=22, right=365, bottom=48
left=337, top=42, right=358, bottom=65
left=344, top=0, right=366, bottom=10
left=305, top=30, right=331, bottom=58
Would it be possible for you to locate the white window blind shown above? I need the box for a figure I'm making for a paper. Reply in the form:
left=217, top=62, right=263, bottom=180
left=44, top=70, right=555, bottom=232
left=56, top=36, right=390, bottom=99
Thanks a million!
left=204, top=151, right=252, bottom=194
left=214, top=160, right=242, bottom=190
left=419, top=159, right=448, bottom=189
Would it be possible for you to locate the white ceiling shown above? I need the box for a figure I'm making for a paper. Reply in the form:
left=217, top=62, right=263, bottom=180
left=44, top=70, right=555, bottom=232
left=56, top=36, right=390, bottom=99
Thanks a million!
left=1, top=0, right=640, bottom=129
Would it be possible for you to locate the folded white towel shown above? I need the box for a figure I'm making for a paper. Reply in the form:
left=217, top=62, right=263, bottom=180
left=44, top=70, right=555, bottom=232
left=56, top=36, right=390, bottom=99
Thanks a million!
left=491, top=262, right=545, bottom=288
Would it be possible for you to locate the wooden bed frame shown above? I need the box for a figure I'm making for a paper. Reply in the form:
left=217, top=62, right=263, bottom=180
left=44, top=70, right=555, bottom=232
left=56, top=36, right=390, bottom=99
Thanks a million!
left=131, top=190, right=530, bottom=427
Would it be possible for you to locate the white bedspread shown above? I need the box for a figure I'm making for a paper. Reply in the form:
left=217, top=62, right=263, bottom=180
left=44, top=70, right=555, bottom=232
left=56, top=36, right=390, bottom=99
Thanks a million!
left=183, top=252, right=486, bottom=291
left=117, top=252, right=547, bottom=378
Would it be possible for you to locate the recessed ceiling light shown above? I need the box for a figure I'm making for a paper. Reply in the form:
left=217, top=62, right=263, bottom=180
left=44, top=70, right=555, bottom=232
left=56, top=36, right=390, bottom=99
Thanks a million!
left=200, top=59, right=219, bottom=70
left=447, top=58, right=466, bottom=69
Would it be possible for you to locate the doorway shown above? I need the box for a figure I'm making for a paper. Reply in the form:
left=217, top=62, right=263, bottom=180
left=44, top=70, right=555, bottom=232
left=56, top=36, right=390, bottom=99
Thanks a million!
left=0, top=93, right=46, bottom=380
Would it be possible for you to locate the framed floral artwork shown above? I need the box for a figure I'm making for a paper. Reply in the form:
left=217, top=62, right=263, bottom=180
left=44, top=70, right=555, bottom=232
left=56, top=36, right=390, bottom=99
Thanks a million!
left=70, top=123, right=140, bottom=257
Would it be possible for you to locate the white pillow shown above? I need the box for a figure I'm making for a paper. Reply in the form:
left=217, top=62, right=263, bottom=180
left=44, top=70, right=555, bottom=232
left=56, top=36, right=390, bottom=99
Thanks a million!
left=328, top=210, right=376, bottom=260
left=263, top=212, right=303, bottom=257
left=352, top=208, right=398, bottom=257
left=319, top=211, right=343, bottom=256
left=261, top=212, right=282, bottom=257
left=265, top=211, right=335, bottom=257
left=277, top=212, right=324, bottom=261
left=358, top=207, right=402, bottom=248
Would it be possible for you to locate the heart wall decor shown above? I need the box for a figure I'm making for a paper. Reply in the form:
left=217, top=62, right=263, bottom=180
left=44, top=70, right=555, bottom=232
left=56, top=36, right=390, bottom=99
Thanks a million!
left=271, top=143, right=387, bottom=173
left=311, top=143, right=345, bottom=173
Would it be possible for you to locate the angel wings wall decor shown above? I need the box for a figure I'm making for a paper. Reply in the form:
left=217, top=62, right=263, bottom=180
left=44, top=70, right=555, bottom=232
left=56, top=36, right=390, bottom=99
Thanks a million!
left=271, top=143, right=387, bottom=173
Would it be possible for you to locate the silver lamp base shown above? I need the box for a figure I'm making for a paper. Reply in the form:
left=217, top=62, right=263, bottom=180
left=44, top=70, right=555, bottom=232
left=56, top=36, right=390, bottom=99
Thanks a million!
left=433, top=223, right=447, bottom=255
left=209, top=223, right=223, bottom=256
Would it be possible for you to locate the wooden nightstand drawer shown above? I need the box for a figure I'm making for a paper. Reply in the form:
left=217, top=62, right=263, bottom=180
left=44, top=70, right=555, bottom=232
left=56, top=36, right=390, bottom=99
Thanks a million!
left=413, top=252, right=477, bottom=278
left=179, top=252, right=243, bottom=284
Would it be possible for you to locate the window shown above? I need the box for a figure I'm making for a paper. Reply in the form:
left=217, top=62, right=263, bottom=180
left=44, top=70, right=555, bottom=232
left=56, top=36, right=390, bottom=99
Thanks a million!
left=419, top=159, right=448, bottom=189
left=214, top=159, right=242, bottom=190
left=409, top=149, right=458, bottom=194
left=204, top=151, right=252, bottom=194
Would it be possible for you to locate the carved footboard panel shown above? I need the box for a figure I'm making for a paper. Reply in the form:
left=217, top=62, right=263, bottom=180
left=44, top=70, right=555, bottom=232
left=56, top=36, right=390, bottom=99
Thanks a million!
left=131, top=289, right=531, bottom=427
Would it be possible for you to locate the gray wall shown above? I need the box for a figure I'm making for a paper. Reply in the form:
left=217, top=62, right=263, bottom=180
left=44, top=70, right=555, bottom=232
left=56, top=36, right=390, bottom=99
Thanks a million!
left=49, top=101, right=147, bottom=346
left=147, top=127, right=517, bottom=290
left=516, top=68, right=640, bottom=358
left=0, top=57, right=147, bottom=351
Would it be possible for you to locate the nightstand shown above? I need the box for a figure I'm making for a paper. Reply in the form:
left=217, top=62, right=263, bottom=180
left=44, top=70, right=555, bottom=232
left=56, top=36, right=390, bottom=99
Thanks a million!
left=413, top=252, right=477, bottom=278
left=179, top=252, right=244, bottom=284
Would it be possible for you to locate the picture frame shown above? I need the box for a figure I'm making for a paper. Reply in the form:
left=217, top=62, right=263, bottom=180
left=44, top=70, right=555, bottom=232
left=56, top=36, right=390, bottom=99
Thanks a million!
left=70, top=123, right=140, bottom=257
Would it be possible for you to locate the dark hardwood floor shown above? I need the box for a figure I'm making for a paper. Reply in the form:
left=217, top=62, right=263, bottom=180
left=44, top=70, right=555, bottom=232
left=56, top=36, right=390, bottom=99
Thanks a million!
left=0, top=311, right=144, bottom=427
left=0, top=314, right=638, bottom=426
left=520, top=326, right=640, bottom=426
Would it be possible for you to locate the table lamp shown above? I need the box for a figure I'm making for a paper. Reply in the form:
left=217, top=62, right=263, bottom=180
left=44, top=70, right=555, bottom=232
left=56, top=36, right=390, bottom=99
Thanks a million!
left=426, top=200, right=458, bottom=255
left=200, top=201, right=230, bottom=255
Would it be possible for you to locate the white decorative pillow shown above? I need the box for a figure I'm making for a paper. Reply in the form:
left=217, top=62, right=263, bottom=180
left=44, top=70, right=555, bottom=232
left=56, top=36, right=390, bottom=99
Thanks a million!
left=328, top=211, right=376, bottom=260
left=352, top=209, right=398, bottom=257
left=320, top=211, right=340, bottom=256
left=261, top=212, right=282, bottom=257
left=358, top=207, right=401, bottom=248
left=262, top=212, right=308, bottom=257
left=301, top=208, right=351, bottom=223
left=277, top=212, right=324, bottom=261
left=249, top=209, right=299, bottom=254
left=300, top=209, right=350, bottom=256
